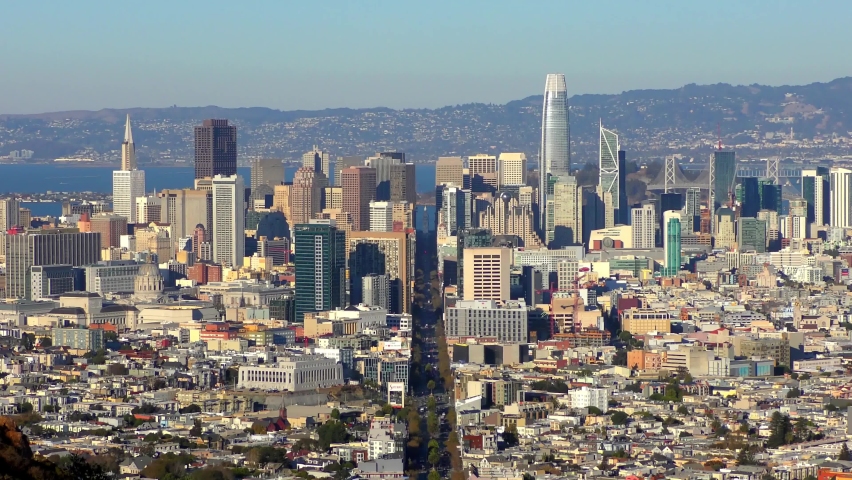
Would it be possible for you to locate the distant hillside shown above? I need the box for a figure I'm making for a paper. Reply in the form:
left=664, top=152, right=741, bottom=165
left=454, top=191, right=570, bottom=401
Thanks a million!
left=1, top=77, right=850, bottom=165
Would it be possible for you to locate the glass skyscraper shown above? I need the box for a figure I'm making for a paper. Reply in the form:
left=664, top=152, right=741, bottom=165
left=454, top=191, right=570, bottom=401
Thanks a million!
left=712, top=150, right=737, bottom=209
left=294, top=222, right=346, bottom=321
left=599, top=123, right=627, bottom=224
left=539, top=74, right=570, bottom=229
left=663, top=211, right=681, bottom=277
left=802, top=167, right=830, bottom=225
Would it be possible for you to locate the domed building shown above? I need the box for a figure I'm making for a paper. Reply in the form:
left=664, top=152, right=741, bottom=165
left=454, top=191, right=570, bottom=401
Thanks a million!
left=134, top=261, right=164, bottom=302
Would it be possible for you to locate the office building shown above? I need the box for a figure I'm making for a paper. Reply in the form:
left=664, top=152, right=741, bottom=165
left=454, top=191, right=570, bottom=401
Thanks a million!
left=90, top=215, right=128, bottom=250
left=5, top=230, right=100, bottom=300
left=551, top=175, right=583, bottom=247
left=291, top=167, right=327, bottom=225
left=52, top=328, right=104, bottom=352
left=830, top=167, right=852, bottom=228
left=238, top=355, right=343, bottom=391
left=389, top=162, right=416, bottom=204
left=631, top=203, right=656, bottom=249
left=120, top=114, right=136, bottom=171
left=370, top=201, right=394, bottom=232
left=324, top=186, right=343, bottom=210
left=334, top=156, right=362, bottom=186
left=662, top=211, right=681, bottom=277
left=445, top=299, right=528, bottom=343
left=156, top=188, right=212, bottom=239
left=468, top=154, right=498, bottom=192
left=85, top=260, right=140, bottom=295
left=740, top=177, right=760, bottom=218
left=540, top=73, right=570, bottom=229
left=341, top=166, right=377, bottom=231
left=362, top=273, right=391, bottom=311
left=498, top=153, right=527, bottom=187
left=479, top=195, right=542, bottom=248
left=294, top=222, right=346, bottom=321
left=621, top=308, right=671, bottom=334
left=436, top=156, right=464, bottom=187
left=135, top=196, right=161, bottom=224
left=366, top=152, right=406, bottom=201
left=712, top=150, right=737, bottom=209
left=801, top=167, right=830, bottom=225
left=272, top=183, right=292, bottom=220
left=759, top=178, right=781, bottom=213
left=599, top=123, right=627, bottom=225
left=462, top=247, right=510, bottom=302
left=302, top=145, right=332, bottom=178
left=715, top=208, right=736, bottom=250
left=112, top=170, right=145, bottom=224
left=441, top=186, right=472, bottom=237
left=683, top=187, right=701, bottom=233
left=738, top=217, right=767, bottom=253
left=349, top=230, right=415, bottom=314
left=212, top=175, right=246, bottom=268
left=194, top=119, right=237, bottom=179
left=30, top=265, right=74, bottom=300
left=0, top=198, right=19, bottom=231
left=250, top=159, right=284, bottom=191
left=456, top=228, right=493, bottom=299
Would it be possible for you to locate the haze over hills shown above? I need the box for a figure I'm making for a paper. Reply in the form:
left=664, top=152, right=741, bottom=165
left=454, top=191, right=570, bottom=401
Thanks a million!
left=1, top=77, right=851, bottom=166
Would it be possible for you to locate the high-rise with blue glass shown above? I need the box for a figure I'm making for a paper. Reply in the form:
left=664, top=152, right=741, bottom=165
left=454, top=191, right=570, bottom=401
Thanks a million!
left=539, top=74, right=570, bottom=232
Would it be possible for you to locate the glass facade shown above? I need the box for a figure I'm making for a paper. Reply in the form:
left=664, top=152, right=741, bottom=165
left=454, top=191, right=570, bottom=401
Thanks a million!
left=663, top=213, right=681, bottom=277
left=294, top=223, right=346, bottom=322
left=712, top=150, right=737, bottom=209
left=540, top=74, right=570, bottom=229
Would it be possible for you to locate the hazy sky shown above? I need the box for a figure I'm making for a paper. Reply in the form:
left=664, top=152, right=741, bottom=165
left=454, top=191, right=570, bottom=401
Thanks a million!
left=1, top=0, right=849, bottom=113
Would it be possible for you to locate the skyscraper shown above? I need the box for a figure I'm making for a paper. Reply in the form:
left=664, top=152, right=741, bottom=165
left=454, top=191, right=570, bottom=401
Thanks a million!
left=348, top=230, right=415, bottom=314
left=0, top=199, right=20, bottom=231
left=551, top=175, right=583, bottom=247
left=194, top=119, right=237, bottom=179
left=212, top=174, right=246, bottom=268
left=334, top=156, right=363, bottom=186
left=341, top=166, right=377, bottom=231
left=540, top=73, right=570, bottom=229
left=801, top=167, right=830, bottom=225
left=366, top=152, right=406, bottom=201
left=362, top=273, right=391, bottom=311
left=456, top=228, right=493, bottom=299
left=712, top=150, right=737, bottom=209
left=302, top=145, right=331, bottom=178
left=250, top=159, right=284, bottom=191
left=599, top=122, right=627, bottom=224
left=462, top=247, right=511, bottom=302
left=683, top=188, right=701, bottom=233
left=389, top=162, right=416, bottom=204
left=436, top=156, right=464, bottom=187
left=369, top=201, right=394, bottom=232
left=90, top=214, right=128, bottom=250
left=112, top=170, right=145, bottom=224
left=441, top=186, right=472, bottom=237
left=830, top=167, right=852, bottom=228
left=631, top=203, right=656, bottom=249
left=120, top=114, right=136, bottom=171
left=662, top=211, right=681, bottom=277
left=291, top=167, right=327, bottom=225
left=468, top=154, right=498, bottom=192
left=156, top=188, right=212, bottom=240
left=498, top=153, right=527, bottom=187
left=294, top=222, right=346, bottom=321
left=738, top=218, right=767, bottom=253
left=5, top=229, right=100, bottom=300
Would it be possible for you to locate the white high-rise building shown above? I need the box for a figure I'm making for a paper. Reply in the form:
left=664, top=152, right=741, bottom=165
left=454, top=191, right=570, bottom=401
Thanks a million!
left=362, top=273, right=391, bottom=311
left=631, top=204, right=656, bottom=249
left=551, top=176, right=583, bottom=246
left=830, top=167, right=852, bottom=228
left=112, top=170, right=145, bottom=223
left=212, top=174, right=245, bottom=268
left=569, top=386, right=608, bottom=412
left=599, top=122, right=621, bottom=225
left=498, top=152, right=527, bottom=187
left=369, top=201, right=394, bottom=232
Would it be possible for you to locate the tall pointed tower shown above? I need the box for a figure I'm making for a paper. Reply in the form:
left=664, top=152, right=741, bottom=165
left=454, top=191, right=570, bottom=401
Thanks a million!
left=121, top=114, right=136, bottom=171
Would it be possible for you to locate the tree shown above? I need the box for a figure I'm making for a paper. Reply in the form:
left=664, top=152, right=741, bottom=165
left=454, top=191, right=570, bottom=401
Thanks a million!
left=331, top=408, right=341, bottom=420
left=179, top=404, right=202, bottom=414
left=428, top=439, right=440, bottom=451
left=587, top=406, right=603, bottom=415
left=502, top=424, right=519, bottom=447
left=767, top=411, right=793, bottom=448
left=60, top=453, right=111, bottom=480
left=677, top=405, right=689, bottom=415
left=251, top=421, right=267, bottom=434
left=38, top=337, right=52, bottom=348
left=189, top=466, right=235, bottom=480
left=427, top=411, right=439, bottom=436
left=839, top=442, right=852, bottom=461
left=610, top=411, right=630, bottom=425
left=428, top=470, right=442, bottom=480
left=190, top=419, right=203, bottom=437
left=427, top=380, right=436, bottom=395
left=736, top=446, right=756, bottom=465
left=428, top=448, right=441, bottom=468
left=18, top=402, right=33, bottom=414
left=43, top=404, right=59, bottom=413
left=317, top=420, right=350, bottom=450
left=786, top=388, right=801, bottom=398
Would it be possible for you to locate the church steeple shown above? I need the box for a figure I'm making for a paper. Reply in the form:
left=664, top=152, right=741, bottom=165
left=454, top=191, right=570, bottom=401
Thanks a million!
left=121, top=114, right=136, bottom=170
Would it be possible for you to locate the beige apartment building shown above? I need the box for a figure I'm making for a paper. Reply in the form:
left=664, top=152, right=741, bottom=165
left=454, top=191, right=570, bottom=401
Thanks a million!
left=462, top=247, right=510, bottom=302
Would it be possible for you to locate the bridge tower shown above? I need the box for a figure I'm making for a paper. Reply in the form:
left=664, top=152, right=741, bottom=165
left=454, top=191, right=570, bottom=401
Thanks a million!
left=664, top=156, right=676, bottom=193
left=766, top=158, right=779, bottom=185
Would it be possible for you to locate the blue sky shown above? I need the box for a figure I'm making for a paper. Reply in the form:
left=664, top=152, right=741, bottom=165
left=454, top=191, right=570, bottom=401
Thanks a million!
left=1, top=0, right=848, bottom=113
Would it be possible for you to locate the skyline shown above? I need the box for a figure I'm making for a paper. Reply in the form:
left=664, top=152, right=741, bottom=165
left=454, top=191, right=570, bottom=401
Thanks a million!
left=3, top=0, right=852, bottom=114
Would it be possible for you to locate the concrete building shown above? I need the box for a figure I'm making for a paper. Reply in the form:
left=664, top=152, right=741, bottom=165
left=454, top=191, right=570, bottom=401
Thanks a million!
left=569, top=386, right=608, bottom=412
left=341, top=166, right=377, bottom=231
left=89, top=215, right=128, bottom=250
left=30, top=265, right=74, bottom=300
left=302, top=145, right=332, bottom=178
left=250, top=158, right=284, bottom=191
left=621, top=308, right=671, bottom=334
left=194, top=119, right=237, bottom=179
left=0, top=199, right=20, bottom=231
left=157, top=188, right=212, bottom=239
left=551, top=175, right=583, bottom=247
left=112, top=170, right=145, bottom=224
left=84, top=261, right=140, bottom=295
left=291, top=167, right=327, bottom=225
left=445, top=299, right=528, bottom=343
left=498, top=152, right=527, bottom=187
left=362, top=273, right=391, bottom=312
left=335, top=156, right=363, bottom=186
left=349, top=230, right=415, bottom=314
left=368, top=418, right=408, bottom=461
left=5, top=230, right=100, bottom=300
left=631, top=204, right=656, bottom=249
left=294, top=222, right=346, bottom=321
left=324, top=186, right=343, bottom=210
left=462, top=247, right=510, bottom=302
left=830, top=167, right=852, bottom=228
left=52, top=327, right=104, bottom=352
left=468, top=154, right=498, bottom=192
left=436, top=156, right=464, bottom=187
left=212, top=175, right=245, bottom=268
left=237, top=355, right=343, bottom=391
left=369, top=201, right=394, bottom=232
